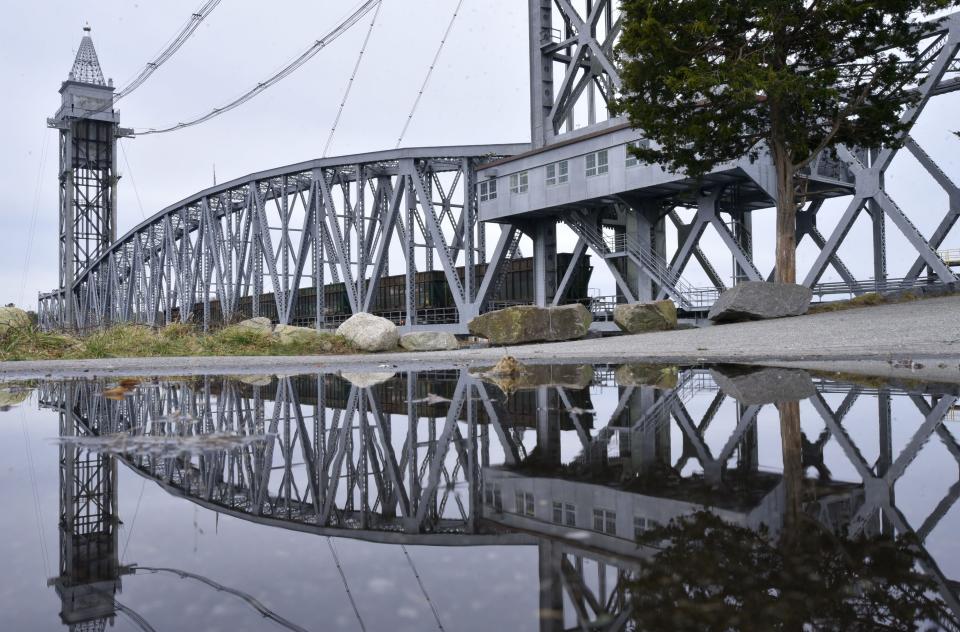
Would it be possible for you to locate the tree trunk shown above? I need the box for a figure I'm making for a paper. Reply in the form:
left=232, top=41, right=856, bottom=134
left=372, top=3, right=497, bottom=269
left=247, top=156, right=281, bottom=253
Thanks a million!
left=778, top=400, right=803, bottom=546
left=772, top=141, right=797, bottom=284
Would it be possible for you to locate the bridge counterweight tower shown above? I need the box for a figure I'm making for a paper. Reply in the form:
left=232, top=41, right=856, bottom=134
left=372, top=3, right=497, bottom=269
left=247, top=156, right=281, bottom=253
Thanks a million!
left=47, top=26, right=129, bottom=328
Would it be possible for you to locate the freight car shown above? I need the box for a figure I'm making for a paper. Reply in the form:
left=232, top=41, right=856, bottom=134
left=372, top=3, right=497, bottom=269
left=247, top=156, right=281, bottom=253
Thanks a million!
left=181, top=254, right=592, bottom=326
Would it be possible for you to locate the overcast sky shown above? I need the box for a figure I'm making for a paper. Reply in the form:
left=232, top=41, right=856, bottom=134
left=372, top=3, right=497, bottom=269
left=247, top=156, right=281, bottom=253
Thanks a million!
left=1, top=1, right=958, bottom=310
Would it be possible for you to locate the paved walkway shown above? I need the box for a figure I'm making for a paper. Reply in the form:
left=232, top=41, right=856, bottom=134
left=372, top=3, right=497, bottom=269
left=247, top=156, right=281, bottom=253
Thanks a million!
left=2, top=295, right=959, bottom=381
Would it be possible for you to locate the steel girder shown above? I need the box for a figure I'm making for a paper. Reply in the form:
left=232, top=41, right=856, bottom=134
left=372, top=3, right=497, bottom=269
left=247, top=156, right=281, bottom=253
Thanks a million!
left=529, top=3, right=960, bottom=298
left=530, top=0, right=622, bottom=147
left=39, top=146, right=528, bottom=332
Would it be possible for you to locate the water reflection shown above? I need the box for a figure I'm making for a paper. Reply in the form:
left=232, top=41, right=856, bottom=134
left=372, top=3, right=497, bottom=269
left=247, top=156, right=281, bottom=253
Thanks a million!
left=32, top=365, right=960, bottom=630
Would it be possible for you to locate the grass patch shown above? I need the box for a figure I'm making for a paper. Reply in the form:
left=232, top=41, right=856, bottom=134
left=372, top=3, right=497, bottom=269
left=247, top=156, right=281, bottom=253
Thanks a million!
left=808, top=291, right=919, bottom=314
left=0, top=323, right=355, bottom=362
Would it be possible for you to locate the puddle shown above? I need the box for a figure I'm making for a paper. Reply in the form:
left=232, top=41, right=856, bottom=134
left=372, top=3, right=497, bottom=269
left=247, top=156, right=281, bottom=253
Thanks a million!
left=4, top=363, right=960, bottom=630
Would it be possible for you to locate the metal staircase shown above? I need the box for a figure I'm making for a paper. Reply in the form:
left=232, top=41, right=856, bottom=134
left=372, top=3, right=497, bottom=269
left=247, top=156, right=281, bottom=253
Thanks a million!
left=564, top=215, right=712, bottom=311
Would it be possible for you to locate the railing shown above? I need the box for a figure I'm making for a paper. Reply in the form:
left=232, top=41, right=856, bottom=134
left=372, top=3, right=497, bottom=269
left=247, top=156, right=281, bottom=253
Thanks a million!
left=810, top=276, right=949, bottom=299
left=565, top=217, right=704, bottom=311
left=938, top=249, right=960, bottom=266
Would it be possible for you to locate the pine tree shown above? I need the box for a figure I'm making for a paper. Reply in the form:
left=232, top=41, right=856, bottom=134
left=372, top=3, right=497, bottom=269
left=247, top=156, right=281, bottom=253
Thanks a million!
left=612, top=0, right=959, bottom=283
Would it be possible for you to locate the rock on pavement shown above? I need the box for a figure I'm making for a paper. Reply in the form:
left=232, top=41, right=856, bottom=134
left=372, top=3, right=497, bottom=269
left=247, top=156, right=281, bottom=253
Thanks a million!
left=708, top=281, right=812, bottom=323
left=337, top=313, right=399, bottom=352
left=274, top=324, right=329, bottom=348
left=0, top=307, right=31, bottom=335
left=399, top=331, right=459, bottom=352
left=613, top=300, right=677, bottom=333
left=468, top=304, right=592, bottom=345
left=233, top=317, right=274, bottom=335
left=615, top=364, right=679, bottom=389
left=710, top=366, right=816, bottom=405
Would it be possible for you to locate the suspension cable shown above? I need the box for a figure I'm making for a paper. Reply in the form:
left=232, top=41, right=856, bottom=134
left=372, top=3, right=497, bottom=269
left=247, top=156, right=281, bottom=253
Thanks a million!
left=134, top=566, right=310, bottom=632
left=115, top=0, right=223, bottom=101
left=133, top=0, right=381, bottom=136
left=19, top=407, right=51, bottom=580
left=401, top=544, right=446, bottom=631
left=118, top=139, right=147, bottom=221
left=18, top=132, right=50, bottom=307
left=395, top=0, right=465, bottom=149
left=323, top=1, right=383, bottom=158
left=327, top=537, right=367, bottom=632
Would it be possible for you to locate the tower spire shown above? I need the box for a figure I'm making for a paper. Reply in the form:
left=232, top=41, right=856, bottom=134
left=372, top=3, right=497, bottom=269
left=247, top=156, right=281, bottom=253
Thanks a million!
left=69, top=24, right=106, bottom=85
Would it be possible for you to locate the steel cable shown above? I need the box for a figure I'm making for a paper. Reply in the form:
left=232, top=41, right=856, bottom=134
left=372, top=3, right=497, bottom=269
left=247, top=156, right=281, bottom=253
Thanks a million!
left=18, top=133, right=50, bottom=307
left=323, top=1, right=383, bottom=157
left=115, top=0, right=223, bottom=101
left=133, top=0, right=381, bottom=136
left=395, top=0, right=465, bottom=148
left=401, top=544, right=446, bottom=631
left=327, top=537, right=367, bottom=632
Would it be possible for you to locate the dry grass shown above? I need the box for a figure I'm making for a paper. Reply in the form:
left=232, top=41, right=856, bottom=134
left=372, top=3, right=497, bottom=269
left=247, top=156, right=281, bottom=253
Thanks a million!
left=807, top=291, right=918, bottom=314
left=0, top=322, right=355, bottom=362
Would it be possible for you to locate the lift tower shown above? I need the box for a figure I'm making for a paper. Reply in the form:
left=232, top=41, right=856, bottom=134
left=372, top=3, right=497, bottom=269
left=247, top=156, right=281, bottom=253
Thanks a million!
left=47, top=26, right=128, bottom=328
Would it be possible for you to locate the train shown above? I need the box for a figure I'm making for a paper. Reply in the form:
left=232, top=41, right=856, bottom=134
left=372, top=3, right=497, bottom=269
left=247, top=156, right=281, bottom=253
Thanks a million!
left=180, top=254, right=593, bottom=327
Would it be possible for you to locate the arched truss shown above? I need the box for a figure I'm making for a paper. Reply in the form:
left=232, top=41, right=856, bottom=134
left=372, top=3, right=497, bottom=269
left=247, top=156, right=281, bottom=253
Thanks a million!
left=39, top=144, right=529, bottom=332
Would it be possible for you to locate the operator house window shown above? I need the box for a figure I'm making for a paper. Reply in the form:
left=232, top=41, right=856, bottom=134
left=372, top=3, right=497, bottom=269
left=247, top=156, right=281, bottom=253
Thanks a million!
left=515, top=490, right=535, bottom=517
left=625, top=141, right=642, bottom=168
left=553, top=502, right=576, bottom=526
left=510, top=171, right=529, bottom=194
left=634, top=516, right=661, bottom=540
left=479, top=179, right=497, bottom=202
left=593, top=508, right=616, bottom=534
left=546, top=160, right=569, bottom=186
left=586, top=150, right=609, bottom=177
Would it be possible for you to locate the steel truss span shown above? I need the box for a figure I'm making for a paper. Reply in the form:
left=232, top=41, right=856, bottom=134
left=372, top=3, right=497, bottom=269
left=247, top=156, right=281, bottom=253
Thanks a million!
left=39, top=145, right=530, bottom=332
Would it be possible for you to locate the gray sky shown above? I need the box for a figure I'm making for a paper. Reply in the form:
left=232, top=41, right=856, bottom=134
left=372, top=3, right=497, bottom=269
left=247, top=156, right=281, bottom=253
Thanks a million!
left=1, top=1, right=958, bottom=310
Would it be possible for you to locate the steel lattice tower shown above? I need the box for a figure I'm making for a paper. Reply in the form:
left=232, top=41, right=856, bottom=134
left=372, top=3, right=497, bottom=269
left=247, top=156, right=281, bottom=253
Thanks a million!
left=48, top=26, right=127, bottom=327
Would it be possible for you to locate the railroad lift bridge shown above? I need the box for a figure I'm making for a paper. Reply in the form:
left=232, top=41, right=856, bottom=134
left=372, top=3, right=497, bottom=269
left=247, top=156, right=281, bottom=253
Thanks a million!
left=38, top=1, right=960, bottom=332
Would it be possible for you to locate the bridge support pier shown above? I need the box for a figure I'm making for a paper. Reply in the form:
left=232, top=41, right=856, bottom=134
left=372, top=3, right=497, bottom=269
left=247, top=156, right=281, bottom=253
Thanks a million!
left=531, top=221, right=558, bottom=307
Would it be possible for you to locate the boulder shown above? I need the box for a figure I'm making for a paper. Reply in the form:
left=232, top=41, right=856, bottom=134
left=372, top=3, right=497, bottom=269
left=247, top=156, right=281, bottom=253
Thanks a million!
left=0, top=387, right=30, bottom=410
left=399, top=331, right=459, bottom=352
left=233, top=317, right=273, bottom=335
left=472, top=361, right=594, bottom=394
left=0, top=307, right=31, bottom=335
left=613, top=300, right=677, bottom=334
left=231, top=375, right=275, bottom=387
left=274, top=324, right=325, bottom=345
left=710, top=366, right=815, bottom=405
left=337, top=313, right=399, bottom=352
left=468, top=304, right=592, bottom=345
left=341, top=372, right=396, bottom=388
left=708, top=282, right=812, bottom=323
left=615, top=364, right=679, bottom=389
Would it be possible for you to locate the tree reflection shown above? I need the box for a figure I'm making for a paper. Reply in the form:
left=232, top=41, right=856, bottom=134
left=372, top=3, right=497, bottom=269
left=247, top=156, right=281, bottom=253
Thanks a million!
left=626, top=400, right=958, bottom=631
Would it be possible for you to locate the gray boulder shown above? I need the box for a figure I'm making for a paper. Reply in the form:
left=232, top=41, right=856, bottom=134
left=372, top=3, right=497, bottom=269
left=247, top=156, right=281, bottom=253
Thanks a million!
left=232, top=375, right=275, bottom=387
left=233, top=316, right=274, bottom=335
left=468, top=304, right=592, bottom=345
left=613, top=300, right=677, bottom=333
left=0, top=306, right=31, bottom=335
left=399, top=331, right=459, bottom=352
left=341, top=372, right=396, bottom=388
left=615, top=364, right=679, bottom=389
left=337, top=312, right=399, bottom=352
left=708, top=282, right=812, bottom=323
left=274, top=324, right=324, bottom=345
left=710, top=366, right=815, bottom=405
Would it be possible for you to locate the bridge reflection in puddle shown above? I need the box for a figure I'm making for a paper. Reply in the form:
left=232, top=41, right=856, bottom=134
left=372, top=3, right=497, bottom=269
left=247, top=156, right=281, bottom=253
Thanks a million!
left=30, top=365, right=960, bottom=630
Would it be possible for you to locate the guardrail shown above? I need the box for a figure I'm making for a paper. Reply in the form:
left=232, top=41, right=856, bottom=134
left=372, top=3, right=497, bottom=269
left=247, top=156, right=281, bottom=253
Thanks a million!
left=938, top=249, right=960, bottom=265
